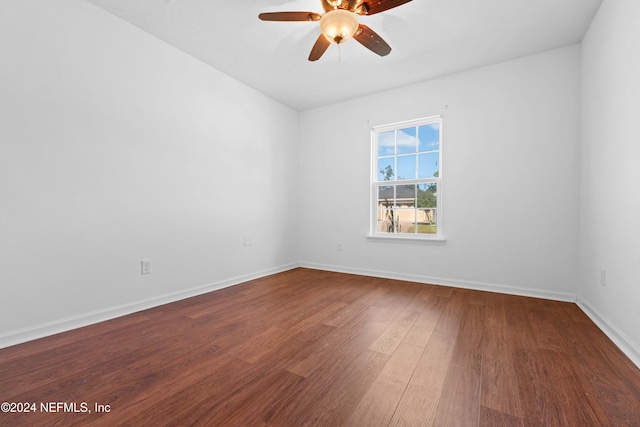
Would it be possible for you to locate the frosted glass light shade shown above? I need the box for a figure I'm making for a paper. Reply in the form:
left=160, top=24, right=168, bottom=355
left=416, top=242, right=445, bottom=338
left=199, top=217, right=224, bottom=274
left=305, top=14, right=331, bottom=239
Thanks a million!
left=320, top=9, right=359, bottom=44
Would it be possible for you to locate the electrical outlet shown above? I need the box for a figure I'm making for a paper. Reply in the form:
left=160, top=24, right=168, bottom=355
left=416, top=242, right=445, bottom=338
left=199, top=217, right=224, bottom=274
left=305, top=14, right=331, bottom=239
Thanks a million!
left=141, top=259, right=152, bottom=275
left=600, top=269, right=606, bottom=287
left=337, top=242, right=343, bottom=251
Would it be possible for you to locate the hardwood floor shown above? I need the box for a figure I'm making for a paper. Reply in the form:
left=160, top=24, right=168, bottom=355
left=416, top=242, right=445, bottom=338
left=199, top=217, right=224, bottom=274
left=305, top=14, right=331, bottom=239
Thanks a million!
left=1, top=268, right=639, bottom=426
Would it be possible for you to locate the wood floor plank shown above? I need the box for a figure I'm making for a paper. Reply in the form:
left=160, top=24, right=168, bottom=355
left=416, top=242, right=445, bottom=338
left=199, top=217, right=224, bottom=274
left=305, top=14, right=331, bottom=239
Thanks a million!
left=505, top=297, right=571, bottom=427
left=328, top=274, right=380, bottom=304
left=371, top=281, right=423, bottom=311
left=231, top=299, right=343, bottom=364
left=480, top=406, right=524, bottom=427
left=239, top=322, right=337, bottom=366
left=388, top=330, right=458, bottom=427
left=99, top=356, right=267, bottom=427
left=368, top=307, right=421, bottom=355
left=286, top=305, right=397, bottom=378
left=269, top=341, right=390, bottom=424
left=433, top=290, right=466, bottom=335
left=557, top=304, right=640, bottom=426
left=401, top=296, right=447, bottom=348
left=426, top=298, right=485, bottom=426
left=544, top=350, right=612, bottom=426
left=433, top=362, right=481, bottom=427
left=323, top=300, right=368, bottom=328
left=450, top=302, right=485, bottom=370
left=346, top=342, right=424, bottom=426
left=480, top=294, right=523, bottom=420
left=1, top=268, right=640, bottom=427
left=299, top=350, right=390, bottom=426
left=153, top=368, right=305, bottom=427
left=0, top=313, right=215, bottom=397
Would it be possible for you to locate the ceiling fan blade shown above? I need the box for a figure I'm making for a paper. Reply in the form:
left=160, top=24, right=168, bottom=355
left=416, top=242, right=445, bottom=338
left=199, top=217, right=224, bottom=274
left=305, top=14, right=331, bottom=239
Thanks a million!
left=357, top=0, right=413, bottom=15
left=354, top=24, right=391, bottom=56
left=309, top=34, right=331, bottom=61
left=258, top=12, right=322, bottom=22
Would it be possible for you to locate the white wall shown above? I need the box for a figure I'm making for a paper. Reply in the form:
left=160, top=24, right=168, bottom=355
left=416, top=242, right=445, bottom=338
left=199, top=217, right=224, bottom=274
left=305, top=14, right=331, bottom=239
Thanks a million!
left=299, top=45, right=581, bottom=299
left=0, top=0, right=299, bottom=346
left=579, top=0, right=640, bottom=364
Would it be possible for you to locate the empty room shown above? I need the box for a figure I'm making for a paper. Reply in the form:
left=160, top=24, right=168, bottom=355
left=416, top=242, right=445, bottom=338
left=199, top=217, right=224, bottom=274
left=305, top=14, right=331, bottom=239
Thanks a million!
left=1, top=0, right=639, bottom=425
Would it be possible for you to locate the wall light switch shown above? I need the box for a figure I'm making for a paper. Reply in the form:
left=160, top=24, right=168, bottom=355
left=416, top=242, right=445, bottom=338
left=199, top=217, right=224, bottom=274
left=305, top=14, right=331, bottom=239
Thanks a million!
left=244, top=235, right=252, bottom=246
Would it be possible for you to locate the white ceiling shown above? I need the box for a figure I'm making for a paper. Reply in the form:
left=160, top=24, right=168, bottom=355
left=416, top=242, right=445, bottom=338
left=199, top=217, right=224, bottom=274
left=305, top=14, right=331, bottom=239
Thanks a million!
left=84, top=0, right=602, bottom=111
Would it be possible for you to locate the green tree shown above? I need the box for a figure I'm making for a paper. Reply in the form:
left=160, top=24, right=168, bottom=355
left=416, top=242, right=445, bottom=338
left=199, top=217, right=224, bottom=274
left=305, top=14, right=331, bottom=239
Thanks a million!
left=417, top=185, right=436, bottom=208
left=381, top=165, right=394, bottom=181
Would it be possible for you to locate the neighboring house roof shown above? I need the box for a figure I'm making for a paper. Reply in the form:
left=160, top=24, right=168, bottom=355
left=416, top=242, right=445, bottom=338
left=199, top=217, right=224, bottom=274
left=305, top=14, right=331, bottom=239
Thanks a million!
left=378, top=185, right=415, bottom=200
left=378, top=184, right=437, bottom=209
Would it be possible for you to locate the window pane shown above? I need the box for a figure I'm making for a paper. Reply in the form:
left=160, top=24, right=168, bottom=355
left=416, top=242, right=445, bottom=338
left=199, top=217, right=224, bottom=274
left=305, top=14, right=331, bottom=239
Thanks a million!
left=378, top=157, right=394, bottom=181
left=395, top=184, right=415, bottom=207
left=418, top=152, right=439, bottom=178
left=377, top=210, right=395, bottom=233
left=417, top=183, right=437, bottom=208
left=378, top=130, right=395, bottom=157
left=419, top=124, right=439, bottom=152
left=416, top=209, right=437, bottom=234
left=378, top=185, right=395, bottom=207
left=397, top=127, right=417, bottom=154
left=397, top=155, right=416, bottom=180
left=396, top=208, right=416, bottom=234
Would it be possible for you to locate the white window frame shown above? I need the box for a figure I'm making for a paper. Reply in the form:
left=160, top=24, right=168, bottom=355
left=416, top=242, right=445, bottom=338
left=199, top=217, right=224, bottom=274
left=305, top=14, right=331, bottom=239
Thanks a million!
left=369, top=116, right=444, bottom=241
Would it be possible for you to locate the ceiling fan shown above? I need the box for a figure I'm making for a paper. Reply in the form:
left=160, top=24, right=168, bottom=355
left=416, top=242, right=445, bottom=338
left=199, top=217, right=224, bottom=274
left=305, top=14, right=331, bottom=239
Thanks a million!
left=259, top=0, right=413, bottom=61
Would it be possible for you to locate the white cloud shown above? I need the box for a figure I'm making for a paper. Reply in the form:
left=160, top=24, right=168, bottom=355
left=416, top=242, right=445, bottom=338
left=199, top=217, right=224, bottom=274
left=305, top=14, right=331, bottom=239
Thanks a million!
left=397, top=129, right=418, bottom=148
left=378, top=129, right=418, bottom=156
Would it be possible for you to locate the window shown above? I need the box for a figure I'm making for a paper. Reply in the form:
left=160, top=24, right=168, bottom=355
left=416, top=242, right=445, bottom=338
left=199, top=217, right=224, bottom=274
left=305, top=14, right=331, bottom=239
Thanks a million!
left=371, top=116, right=442, bottom=239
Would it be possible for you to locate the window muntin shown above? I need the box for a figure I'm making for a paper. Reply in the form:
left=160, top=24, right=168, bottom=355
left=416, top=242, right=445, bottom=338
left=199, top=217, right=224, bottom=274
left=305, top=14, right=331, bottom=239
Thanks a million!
left=372, top=117, right=442, bottom=238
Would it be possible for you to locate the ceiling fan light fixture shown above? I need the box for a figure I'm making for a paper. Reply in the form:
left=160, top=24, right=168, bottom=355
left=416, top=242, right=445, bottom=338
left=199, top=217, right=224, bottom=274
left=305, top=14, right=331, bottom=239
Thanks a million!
left=320, top=9, right=359, bottom=44
left=259, top=0, right=411, bottom=61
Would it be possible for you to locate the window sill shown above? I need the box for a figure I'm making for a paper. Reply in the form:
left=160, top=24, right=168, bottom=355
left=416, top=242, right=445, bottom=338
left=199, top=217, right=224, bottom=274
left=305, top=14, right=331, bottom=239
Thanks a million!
left=366, top=234, right=447, bottom=244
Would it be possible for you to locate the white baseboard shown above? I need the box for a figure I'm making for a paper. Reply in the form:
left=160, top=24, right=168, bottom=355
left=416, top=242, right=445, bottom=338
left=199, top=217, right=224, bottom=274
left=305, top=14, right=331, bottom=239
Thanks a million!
left=299, top=261, right=577, bottom=302
left=576, top=298, right=640, bottom=370
left=0, top=263, right=298, bottom=350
